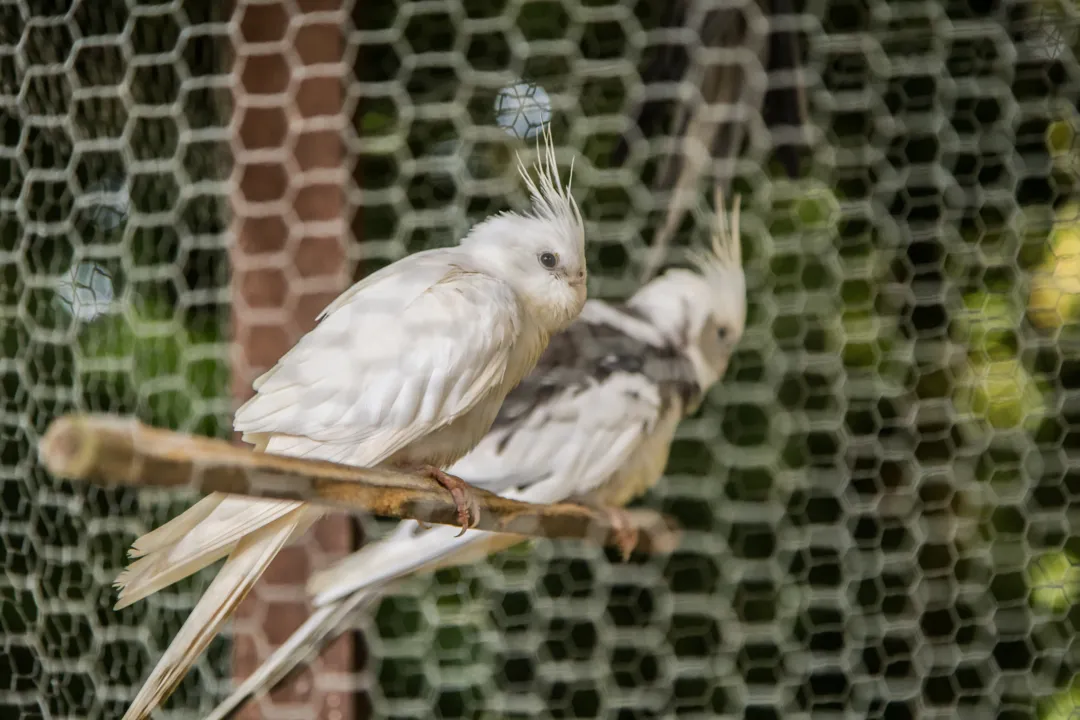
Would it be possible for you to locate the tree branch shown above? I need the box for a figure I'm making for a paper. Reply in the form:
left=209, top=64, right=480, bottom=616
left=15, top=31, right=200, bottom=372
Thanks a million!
left=38, top=414, right=680, bottom=555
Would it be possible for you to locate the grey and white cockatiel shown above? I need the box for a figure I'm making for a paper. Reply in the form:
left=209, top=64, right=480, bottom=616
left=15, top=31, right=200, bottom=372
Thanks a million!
left=113, top=129, right=587, bottom=720
left=203, top=189, right=749, bottom=720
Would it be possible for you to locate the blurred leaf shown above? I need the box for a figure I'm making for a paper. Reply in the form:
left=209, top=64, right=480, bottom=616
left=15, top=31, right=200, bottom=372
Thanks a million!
left=840, top=322, right=876, bottom=368
left=76, top=295, right=226, bottom=432
left=361, top=112, right=392, bottom=133
left=795, top=192, right=839, bottom=231
left=1041, top=684, right=1080, bottom=720
left=1029, top=202, right=1080, bottom=329
left=1028, top=550, right=1080, bottom=614
left=956, top=292, right=1020, bottom=361
left=767, top=180, right=841, bottom=236
left=1047, top=118, right=1075, bottom=158
left=954, top=357, right=1047, bottom=432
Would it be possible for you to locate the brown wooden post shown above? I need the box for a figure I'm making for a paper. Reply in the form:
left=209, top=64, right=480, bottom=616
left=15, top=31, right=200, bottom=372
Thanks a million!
left=228, top=1, right=355, bottom=718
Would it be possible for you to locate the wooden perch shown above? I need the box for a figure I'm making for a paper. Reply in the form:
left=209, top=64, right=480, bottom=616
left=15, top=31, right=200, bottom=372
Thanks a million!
left=38, top=414, right=680, bottom=555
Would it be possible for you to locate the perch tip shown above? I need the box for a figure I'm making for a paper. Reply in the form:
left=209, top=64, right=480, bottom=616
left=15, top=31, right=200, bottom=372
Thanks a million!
left=39, top=415, right=97, bottom=480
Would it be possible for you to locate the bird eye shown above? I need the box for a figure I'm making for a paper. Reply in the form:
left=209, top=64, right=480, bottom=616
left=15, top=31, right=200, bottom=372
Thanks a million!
left=717, top=327, right=728, bottom=341
left=539, top=252, right=559, bottom=269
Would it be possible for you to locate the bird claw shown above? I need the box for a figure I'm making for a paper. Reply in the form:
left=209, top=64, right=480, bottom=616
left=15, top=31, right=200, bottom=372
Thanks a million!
left=567, top=496, right=639, bottom=561
left=604, top=508, right=640, bottom=562
left=421, top=466, right=481, bottom=536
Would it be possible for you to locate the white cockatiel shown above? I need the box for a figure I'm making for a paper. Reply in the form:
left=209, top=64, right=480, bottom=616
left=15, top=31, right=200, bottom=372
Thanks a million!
left=113, top=128, right=587, bottom=720
left=203, top=189, right=748, bottom=720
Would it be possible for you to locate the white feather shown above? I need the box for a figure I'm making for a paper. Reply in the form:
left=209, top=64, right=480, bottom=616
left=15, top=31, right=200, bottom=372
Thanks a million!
left=120, top=505, right=319, bottom=720
left=114, top=495, right=302, bottom=609
left=234, top=258, right=521, bottom=454
left=449, top=372, right=666, bottom=499
left=123, top=494, right=225, bottom=559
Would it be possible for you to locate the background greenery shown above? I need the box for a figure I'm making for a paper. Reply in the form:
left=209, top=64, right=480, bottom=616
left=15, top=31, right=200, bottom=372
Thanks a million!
left=3, top=0, right=1080, bottom=718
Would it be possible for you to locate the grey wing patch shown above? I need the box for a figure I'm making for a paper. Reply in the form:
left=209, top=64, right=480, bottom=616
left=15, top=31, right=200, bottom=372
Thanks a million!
left=489, top=305, right=703, bottom=444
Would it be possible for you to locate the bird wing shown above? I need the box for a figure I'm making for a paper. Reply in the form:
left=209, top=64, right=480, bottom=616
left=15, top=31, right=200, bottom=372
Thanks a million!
left=451, top=371, right=667, bottom=501
left=449, top=300, right=690, bottom=498
left=234, top=249, right=522, bottom=465
left=117, top=255, right=521, bottom=605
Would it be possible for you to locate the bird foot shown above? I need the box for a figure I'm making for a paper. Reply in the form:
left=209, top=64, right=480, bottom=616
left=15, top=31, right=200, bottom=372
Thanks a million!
left=605, top=508, right=640, bottom=562
left=418, top=465, right=481, bottom=537
left=568, top=497, right=639, bottom=561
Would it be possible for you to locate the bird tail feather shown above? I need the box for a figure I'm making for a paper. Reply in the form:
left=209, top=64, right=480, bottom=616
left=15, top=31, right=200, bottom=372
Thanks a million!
left=207, top=525, right=524, bottom=719
left=204, top=590, right=378, bottom=720
left=308, top=523, right=520, bottom=607
left=114, top=495, right=304, bottom=610
left=120, top=505, right=318, bottom=720
left=125, top=493, right=226, bottom=559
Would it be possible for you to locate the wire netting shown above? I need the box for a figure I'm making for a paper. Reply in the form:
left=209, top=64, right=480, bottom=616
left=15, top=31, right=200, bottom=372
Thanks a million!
left=4, top=0, right=1080, bottom=718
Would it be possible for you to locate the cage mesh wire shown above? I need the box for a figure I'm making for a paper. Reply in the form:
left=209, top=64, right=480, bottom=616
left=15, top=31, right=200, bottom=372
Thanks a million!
left=3, top=0, right=1080, bottom=719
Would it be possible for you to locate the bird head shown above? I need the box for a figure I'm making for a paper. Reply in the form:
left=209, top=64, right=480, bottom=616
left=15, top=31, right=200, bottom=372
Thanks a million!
left=627, top=188, right=747, bottom=394
left=459, top=125, right=587, bottom=334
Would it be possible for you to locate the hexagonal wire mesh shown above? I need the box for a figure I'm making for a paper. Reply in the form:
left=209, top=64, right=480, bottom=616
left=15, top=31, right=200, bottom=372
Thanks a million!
left=3, top=0, right=1080, bottom=719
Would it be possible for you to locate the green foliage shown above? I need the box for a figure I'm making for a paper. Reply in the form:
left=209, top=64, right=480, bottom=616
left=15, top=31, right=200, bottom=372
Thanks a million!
left=76, top=299, right=228, bottom=436
left=1029, top=550, right=1080, bottom=614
